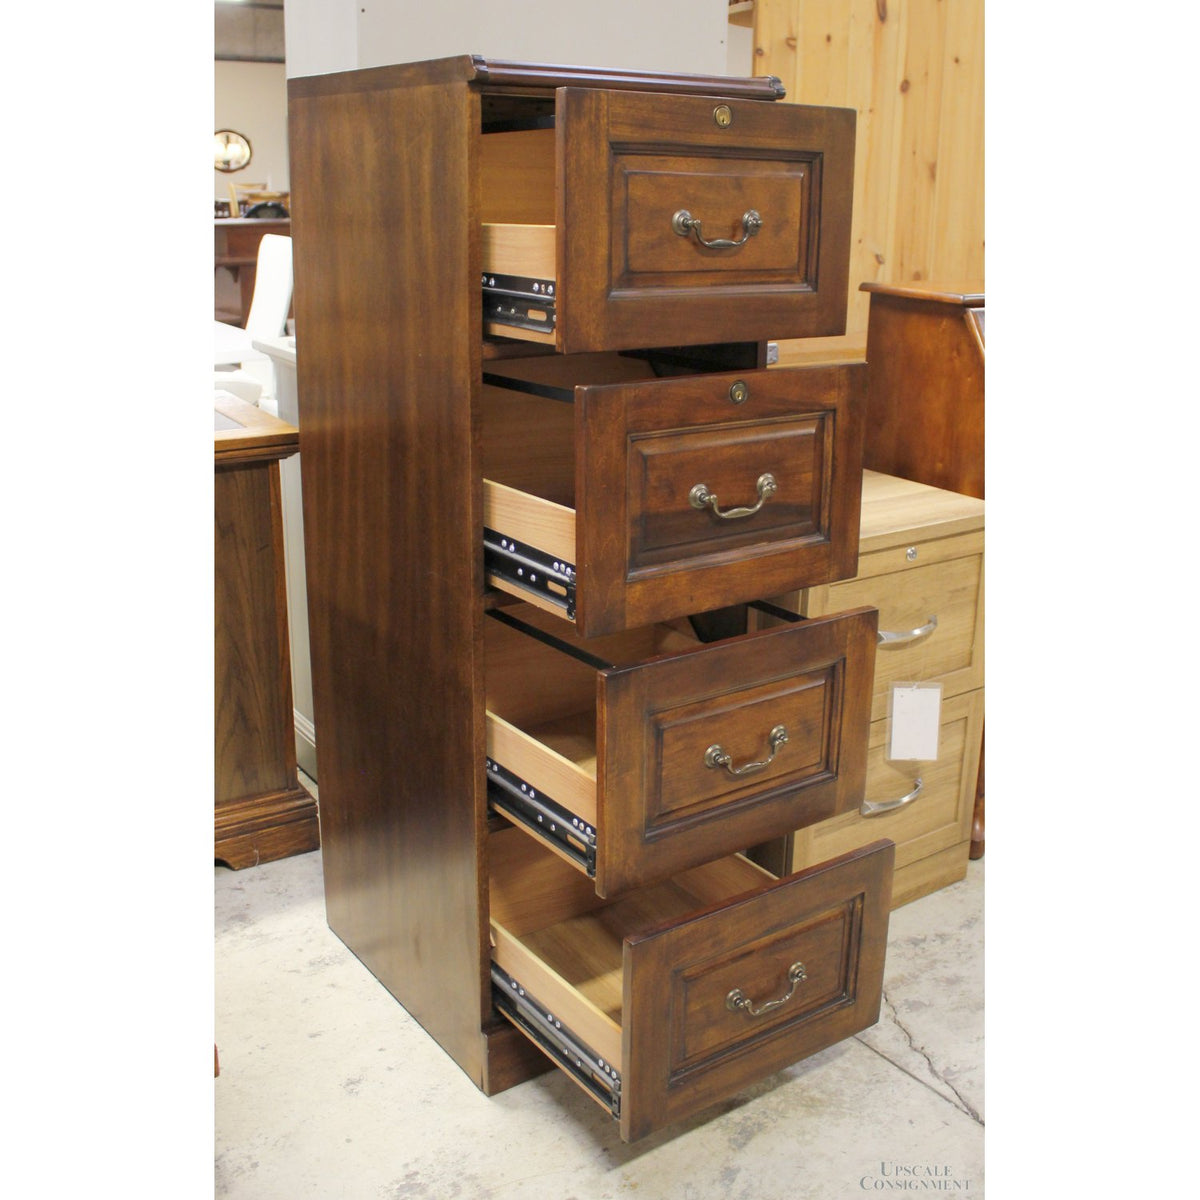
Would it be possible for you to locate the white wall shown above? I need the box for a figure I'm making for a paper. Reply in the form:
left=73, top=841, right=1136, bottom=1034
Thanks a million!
left=726, top=19, right=754, bottom=77
left=215, top=60, right=290, bottom=199
left=283, top=0, right=358, bottom=79
left=356, top=1, right=729, bottom=76
left=285, top=0, right=732, bottom=80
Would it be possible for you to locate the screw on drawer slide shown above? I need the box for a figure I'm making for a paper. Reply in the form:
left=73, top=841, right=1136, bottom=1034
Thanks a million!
left=491, top=963, right=621, bottom=1118
left=482, top=272, right=556, bottom=334
left=483, top=529, right=576, bottom=619
left=486, top=757, right=597, bottom=876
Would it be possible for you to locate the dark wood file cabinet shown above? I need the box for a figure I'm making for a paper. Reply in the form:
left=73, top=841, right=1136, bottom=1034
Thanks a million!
left=289, top=55, right=893, bottom=1141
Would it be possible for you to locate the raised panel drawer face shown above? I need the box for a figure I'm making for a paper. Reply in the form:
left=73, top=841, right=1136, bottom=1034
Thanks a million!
left=790, top=690, right=983, bottom=884
left=490, top=828, right=894, bottom=1143
left=806, top=532, right=983, bottom=722
left=483, top=359, right=866, bottom=637
left=480, top=89, right=856, bottom=352
left=484, top=601, right=877, bottom=897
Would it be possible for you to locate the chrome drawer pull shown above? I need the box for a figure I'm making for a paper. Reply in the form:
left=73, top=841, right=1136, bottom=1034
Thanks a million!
left=672, top=207, right=762, bottom=249
left=689, top=472, right=777, bottom=520
left=705, top=724, right=788, bottom=776
left=727, top=962, right=807, bottom=1018
left=861, top=777, right=924, bottom=818
left=877, top=615, right=938, bottom=646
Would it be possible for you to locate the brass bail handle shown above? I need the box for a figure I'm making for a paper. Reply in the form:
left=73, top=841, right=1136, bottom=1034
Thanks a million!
left=727, top=962, right=808, bottom=1018
left=705, top=724, right=788, bottom=777
left=672, top=208, right=763, bottom=249
left=690, top=472, right=777, bottom=520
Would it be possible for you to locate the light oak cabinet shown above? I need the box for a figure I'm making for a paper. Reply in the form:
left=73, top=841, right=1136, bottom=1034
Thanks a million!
left=786, top=471, right=985, bottom=907
left=289, top=55, right=893, bottom=1142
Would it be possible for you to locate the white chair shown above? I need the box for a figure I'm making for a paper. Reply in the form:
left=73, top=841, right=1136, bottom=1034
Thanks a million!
left=216, top=234, right=293, bottom=403
left=213, top=371, right=263, bottom=406
left=242, top=234, right=293, bottom=341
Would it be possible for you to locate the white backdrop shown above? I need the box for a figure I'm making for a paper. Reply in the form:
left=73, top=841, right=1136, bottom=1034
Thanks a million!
left=284, top=0, right=735, bottom=80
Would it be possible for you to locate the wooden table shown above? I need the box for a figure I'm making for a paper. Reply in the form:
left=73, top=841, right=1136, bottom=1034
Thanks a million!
left=214, top=217, right=290, bottom=326
left=214, top=396, right=319, bottom=867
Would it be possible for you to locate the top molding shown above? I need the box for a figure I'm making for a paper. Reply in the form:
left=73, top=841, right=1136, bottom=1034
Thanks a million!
left=290, top=54, right=786, bottom=102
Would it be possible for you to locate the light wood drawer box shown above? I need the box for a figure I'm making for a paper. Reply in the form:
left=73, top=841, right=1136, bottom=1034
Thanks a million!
left=485, top=600, right=877, bottom=897
left=490, top=826, right=893, bottom=1142
left=797, top=471, right=984, bottom=721
left=480, top=88, right=855, bottom=352
left=483, top=355, right=865, bottom=638
left=789, top=690, right=984, bottom=908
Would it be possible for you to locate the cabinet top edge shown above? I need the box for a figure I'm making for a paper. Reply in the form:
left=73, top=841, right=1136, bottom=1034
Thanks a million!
left=288, top=54, right=787, bottom=102
left=470, top=56, right=787, bottom=100
left=860, top=281, right=985, bottom=307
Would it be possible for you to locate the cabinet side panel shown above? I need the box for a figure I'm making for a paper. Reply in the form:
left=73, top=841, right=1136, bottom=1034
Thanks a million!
left=289, top=73, right=488, bottom=1081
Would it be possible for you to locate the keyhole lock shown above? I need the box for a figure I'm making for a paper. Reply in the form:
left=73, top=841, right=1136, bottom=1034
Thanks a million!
left=729, top=380, right=749, bottom=404
left=714, top=104, right=733, bottom=128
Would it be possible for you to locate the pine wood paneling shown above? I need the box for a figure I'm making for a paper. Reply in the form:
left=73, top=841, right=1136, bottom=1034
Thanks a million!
left=753, top=1, right=984, bottom=360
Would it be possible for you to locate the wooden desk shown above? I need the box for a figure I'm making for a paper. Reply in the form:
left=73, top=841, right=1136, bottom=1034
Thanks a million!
left=214, top=218, right=290, bottom=326
left=860, top=281, right=984, bottom=499
left=215, top=397, right=318, bottom=867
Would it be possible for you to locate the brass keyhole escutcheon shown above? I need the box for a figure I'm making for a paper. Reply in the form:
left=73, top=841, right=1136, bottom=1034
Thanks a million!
left=729, top=380, right=749, bottom=405
left=714, top=104, right=733, bottom=128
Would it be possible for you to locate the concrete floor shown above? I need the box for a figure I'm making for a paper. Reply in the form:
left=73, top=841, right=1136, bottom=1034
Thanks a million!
left=215, top=788, right=983, bottom=1199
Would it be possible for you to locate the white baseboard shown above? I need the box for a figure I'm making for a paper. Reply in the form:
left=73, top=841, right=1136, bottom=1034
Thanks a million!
left=295, top=709, right=317, bottom=781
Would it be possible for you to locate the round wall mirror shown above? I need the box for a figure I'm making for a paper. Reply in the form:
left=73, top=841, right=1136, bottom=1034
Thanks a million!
left=214, top=130, right=252, bottom=173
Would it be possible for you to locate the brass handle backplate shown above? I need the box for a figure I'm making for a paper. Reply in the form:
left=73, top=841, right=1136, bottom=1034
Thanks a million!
left=672, top=208, right=762, bottom=249
left=689, top=472, right=777, bottom=520
left=727, top=962, right=808, bottom=1018
left=705, top=724, right=788, bottom=777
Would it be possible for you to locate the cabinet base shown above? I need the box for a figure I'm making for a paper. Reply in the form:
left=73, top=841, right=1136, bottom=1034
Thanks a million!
left=215, top=785, right=320, bottom=869
left=480, top=1014, right=556, bottom=1096
left=890, top=841, right=971, bottom=909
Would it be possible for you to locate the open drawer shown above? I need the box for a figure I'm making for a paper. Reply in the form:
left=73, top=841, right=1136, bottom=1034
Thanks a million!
left=485, top=600, right=877, bottom=896
left=482, top=355, right=866, bottom=638
left=490, top=826, right=894, bottom=1142
left=480, top=87, right=855, bottom=352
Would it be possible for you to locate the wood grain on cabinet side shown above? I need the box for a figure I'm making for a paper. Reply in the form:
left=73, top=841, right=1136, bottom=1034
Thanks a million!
left=288, top=64, right=492, bottom=1084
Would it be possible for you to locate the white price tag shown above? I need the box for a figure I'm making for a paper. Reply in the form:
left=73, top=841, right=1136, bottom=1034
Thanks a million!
left=888, top=682, right=942, bottom=761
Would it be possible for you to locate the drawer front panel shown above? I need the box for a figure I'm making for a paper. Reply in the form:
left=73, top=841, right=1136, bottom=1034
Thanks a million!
left=627, top=416, right=825, bottom=569
left=597, top=607, right=877, bottom=895
left=621, top=840, right=893, bottom=1141
left=558, top=88, right=855, bottom=352
left=791, top=691, right=983, bottom=879
left=578, top=363, right=865, bottom=637
left=654, top=671, right=833, bottom=822
left=806, top=533, right=983, bottom=720
left=622, top=159, right=808, bottom=283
